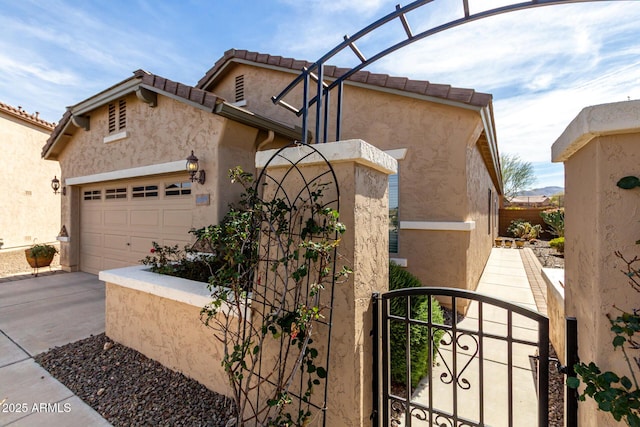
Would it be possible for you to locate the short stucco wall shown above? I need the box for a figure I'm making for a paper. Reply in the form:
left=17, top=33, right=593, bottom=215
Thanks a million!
left=100, top=266, right=233, bottom=398
left=543, top=268, right=565, bottom=365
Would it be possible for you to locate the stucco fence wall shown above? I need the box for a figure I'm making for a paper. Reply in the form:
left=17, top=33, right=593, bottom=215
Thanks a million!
left=498, top=207, right=552, bottom=239
left=101, top=140, right=396, bottom=427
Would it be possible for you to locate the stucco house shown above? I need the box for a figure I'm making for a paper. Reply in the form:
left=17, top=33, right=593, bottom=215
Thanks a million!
left=1, top=102, right=59, bottom=250
left=43, top=49, right=502, bottom=292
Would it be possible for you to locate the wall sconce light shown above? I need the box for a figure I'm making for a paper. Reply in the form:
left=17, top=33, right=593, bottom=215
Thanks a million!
left=186, top=150, right=206, bottom=184
left=51, top=176, right=66, bottom=195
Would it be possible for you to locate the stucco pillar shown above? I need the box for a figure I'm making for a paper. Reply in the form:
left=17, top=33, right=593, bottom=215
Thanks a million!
left=59, top=185, right=80, bottom=272
left=256, top=140, right=396, bottom=426
left=552, top=100, right=640, bottom=427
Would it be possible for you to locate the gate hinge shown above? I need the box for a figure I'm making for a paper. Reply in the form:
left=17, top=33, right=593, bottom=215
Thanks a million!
left=531, top=355, right=568, bottom=374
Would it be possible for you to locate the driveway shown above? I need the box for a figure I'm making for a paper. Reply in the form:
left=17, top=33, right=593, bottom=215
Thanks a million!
left=0, top=272, right=111, bottom=426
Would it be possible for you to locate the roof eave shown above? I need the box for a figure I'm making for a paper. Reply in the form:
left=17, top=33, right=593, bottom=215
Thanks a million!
left=215, top=102, right=304, bottom=141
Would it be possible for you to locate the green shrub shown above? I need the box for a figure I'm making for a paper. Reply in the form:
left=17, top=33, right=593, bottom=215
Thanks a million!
left=389, top=262, right=445, bottom=389
left=540, top=209, right=565, bottom=237
left=140, top=242, right=218, bottom=283
left=507, top=219, right=542, bottom=240
left=550, top=237, right=565, bottom=253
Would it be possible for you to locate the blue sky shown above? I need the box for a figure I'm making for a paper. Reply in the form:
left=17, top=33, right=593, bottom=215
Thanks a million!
left=2, top=0, right=640, bottom=190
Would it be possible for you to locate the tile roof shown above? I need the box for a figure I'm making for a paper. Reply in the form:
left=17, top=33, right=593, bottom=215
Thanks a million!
left=0, top=101, right=56, bottom=130
left=43, top=70, right=224, bottom=158
left=196, top=49, right=492, bottom=108
left=133, top=70, right=223, bottom=110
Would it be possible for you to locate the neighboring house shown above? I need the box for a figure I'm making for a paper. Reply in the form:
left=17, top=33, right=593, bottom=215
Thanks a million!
left=507, top=195, right=552, bottom=207
left=44, top=49, right=502, bottom=294
left=1, top=102, right=59, bottom=250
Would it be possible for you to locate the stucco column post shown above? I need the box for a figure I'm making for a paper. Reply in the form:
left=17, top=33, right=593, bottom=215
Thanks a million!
left=256, top=139, right=396, bottom=426
left=59, top=185, right=80, bottom=272
left=551, top=100, right=640, bottom=427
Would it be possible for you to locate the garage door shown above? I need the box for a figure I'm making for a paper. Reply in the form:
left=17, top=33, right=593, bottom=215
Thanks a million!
left=80, top=175, right=194, bottom=274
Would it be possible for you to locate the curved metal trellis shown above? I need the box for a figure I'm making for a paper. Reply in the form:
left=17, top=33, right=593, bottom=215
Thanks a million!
left=242, top=142, right=340, bottom=426
left=272, top=0, right=623, bottom=145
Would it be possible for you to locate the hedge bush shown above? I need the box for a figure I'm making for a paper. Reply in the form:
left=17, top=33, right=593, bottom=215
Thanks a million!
left=550, top=236, right=565, bottom=253
left=389, top=262, right=445, bottom=389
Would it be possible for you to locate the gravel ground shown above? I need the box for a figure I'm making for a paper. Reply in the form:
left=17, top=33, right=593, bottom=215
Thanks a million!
left=0, top=245, right=61, bottom=277
left=35, top=334, right=236, bottom=427
left=525, top=239, right=565, bottom=269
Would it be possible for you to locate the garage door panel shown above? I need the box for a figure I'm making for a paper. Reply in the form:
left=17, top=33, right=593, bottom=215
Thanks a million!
left=81, top=232, right=103, bottom=250
left=104, top=234, right=129, bottom=251
left=130, top=236, right=156, bottom=253
left=102, top=257, right=133, bottom=271
left=131, top=210, right=159, bottom=226
left=104, top=210, right=128, bottom=227
left=81, top=254, right=102, bottom=275
left=81, top=210, right=102, bottom=228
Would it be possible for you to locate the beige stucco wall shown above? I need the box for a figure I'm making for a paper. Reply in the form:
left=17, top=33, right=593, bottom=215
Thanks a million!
left=212, top=64, right=498, bottom=292
left=0, top=112, right=60, bottom=250
left=55, top=94, right=261, bottom=271
left=553, top=101, right=640, bottom=426
left=105, top=282, right=233, bottom=397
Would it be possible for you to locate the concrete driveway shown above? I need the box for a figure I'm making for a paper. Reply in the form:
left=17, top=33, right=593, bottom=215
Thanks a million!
left=0, top=272, right=111, bottom=426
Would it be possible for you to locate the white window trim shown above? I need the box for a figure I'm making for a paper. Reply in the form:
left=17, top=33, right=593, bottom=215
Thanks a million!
left=103, top=130, right=129, bottom=144
left=390, top=258, right=408, bottom=267
left=400, top=221, right=476, bottom=231
left=230, top=100, right=247, bottom=107
left=66, top=160, right=185, bottom=186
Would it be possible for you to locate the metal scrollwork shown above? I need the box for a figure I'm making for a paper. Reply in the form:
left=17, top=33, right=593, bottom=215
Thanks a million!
left=436, top=330, right=479, bottom=390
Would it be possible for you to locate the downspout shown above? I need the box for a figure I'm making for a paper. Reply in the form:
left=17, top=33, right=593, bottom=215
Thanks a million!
left=256, top=130, right=275, bottom=151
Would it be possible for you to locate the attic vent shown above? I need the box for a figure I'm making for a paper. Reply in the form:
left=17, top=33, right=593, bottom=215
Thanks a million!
left=235, top=75, right=245, bottom=103
left=108, top=103, right=116, bottom=132
left=118, top=99, right=126, bottom=129
left=108, top=99, right=127, bottom=133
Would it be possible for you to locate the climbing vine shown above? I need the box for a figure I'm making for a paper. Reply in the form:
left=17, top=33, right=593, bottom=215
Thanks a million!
left=198, top=167, right=349, bottom=426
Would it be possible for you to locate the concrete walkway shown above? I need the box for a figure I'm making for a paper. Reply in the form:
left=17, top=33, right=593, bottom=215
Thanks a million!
left=403, top=247, right=548, bottom=427
left=0, top=272, right=111, bottom=427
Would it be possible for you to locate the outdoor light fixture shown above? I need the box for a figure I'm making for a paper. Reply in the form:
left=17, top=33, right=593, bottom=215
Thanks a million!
left=186, top=150, right=206, bottom=184
left=51, top=176, right=66, bottom=195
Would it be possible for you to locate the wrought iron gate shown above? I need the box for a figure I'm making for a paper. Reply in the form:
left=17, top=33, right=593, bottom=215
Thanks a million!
left=372, top=288, right=555, bottom=427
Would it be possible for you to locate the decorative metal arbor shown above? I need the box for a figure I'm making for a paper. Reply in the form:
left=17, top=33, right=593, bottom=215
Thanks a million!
left=272, top=0, right=622, bottom=145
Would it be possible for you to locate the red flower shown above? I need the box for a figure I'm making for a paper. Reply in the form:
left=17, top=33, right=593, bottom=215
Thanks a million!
left=150, top=248, right=156, bottom=253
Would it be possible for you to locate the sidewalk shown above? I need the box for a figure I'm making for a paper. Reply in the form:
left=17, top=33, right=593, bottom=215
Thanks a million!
left=0, top=272, right=111, bottom=427
left=407, top=247, right=548, bottom=426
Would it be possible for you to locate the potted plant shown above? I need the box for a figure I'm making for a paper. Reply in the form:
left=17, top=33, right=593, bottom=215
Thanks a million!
left=25, top=243, right=58, bottom=269
left=515, top=238, right=525, bottom=248
left=494, top=237, right=503, bottom=247
left=504, top=239, right=513, bottom=248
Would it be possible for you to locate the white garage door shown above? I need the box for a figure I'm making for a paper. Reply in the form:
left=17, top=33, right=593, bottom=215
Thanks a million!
left=80, top=175, right=194, bottom=274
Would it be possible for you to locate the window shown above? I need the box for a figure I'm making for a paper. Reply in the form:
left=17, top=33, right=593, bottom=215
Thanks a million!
left=106, top=188, right=127, bottom=200
left=132, top=185, right=158, bottom=198
left=235, top=75, right=245, bottom=103
left=389, top=174, right=399, bottom=253
left=108, top=99, right=126, bottom=133
left=83, top=190, right=101, bottom=200
left=165, top=181, right=191, bottom=196
left=488, top=188, right=492, bottom=234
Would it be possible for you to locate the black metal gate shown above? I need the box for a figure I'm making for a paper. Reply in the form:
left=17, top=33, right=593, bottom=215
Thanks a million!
left=373, top=288, right=554, bottom=427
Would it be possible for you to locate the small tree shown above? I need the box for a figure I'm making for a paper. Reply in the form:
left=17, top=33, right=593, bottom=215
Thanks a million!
left=500, top=153, right=536, bottom=201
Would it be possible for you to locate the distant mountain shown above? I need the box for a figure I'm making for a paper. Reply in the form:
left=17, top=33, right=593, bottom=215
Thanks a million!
left=517, top=186, right=564, bottom=196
